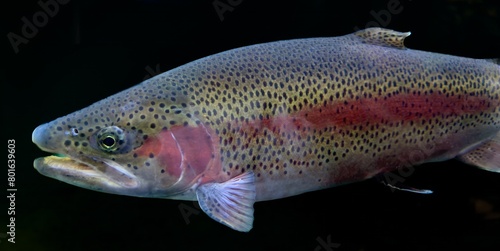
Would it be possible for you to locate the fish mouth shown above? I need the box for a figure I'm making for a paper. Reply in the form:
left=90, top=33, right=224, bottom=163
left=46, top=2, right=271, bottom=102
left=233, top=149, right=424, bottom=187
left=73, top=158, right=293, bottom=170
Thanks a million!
left=33, top=154, right=139, bottom=191
left=32, top=123, right=139, bottom=192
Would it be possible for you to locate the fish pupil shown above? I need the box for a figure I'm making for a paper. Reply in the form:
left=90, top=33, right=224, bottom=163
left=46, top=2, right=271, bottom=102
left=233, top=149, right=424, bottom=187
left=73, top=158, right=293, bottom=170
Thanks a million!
left=101, top=136, right=116, bottom=148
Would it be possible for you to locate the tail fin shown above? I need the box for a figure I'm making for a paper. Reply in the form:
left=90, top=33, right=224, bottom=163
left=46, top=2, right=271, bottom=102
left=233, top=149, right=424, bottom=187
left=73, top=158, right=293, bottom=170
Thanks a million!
left=458, top=132, right=500, bottom=173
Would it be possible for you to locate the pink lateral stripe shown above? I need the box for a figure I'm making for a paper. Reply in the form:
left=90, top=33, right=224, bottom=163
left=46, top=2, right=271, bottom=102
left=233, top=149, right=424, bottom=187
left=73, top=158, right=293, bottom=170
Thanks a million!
left=301, top=93, right=494, bottom=128
left=256, top=93, right=495, bottom=131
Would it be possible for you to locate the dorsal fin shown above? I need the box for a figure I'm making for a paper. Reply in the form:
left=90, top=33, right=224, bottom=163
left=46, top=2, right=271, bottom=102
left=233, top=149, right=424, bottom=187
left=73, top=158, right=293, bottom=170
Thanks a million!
left=484, top=58, right=500, bottom=65
left=353, top=28, right=411, bottom=49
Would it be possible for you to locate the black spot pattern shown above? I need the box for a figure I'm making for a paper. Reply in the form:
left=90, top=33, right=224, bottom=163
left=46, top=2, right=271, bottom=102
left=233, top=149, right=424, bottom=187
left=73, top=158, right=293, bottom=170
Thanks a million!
left=35, top=28, right=500, bottom=200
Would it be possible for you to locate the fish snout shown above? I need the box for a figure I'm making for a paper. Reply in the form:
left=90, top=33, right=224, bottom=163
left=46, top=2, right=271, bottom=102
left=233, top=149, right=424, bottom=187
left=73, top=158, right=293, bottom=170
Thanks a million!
left=32, top=123, right=55, bottom=152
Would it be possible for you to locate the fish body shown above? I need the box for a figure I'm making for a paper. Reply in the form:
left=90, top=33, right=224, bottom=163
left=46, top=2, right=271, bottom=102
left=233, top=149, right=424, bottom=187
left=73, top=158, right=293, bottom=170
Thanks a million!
left=32, top=28, right=500, bottom=231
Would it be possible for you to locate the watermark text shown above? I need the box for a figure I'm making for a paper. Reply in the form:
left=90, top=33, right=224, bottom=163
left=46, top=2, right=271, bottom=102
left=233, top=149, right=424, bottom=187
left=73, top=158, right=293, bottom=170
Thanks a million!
left=6, top=140, right=16, bottom=244
left=7, top=0, right=71, bottom=54
left=178, top=201, right=201, bottom=225
left=314, top=234, right=341, bottom=251
left=212, top=0, right=243, bottom=21
left=353, top=0, right=403, bottom=31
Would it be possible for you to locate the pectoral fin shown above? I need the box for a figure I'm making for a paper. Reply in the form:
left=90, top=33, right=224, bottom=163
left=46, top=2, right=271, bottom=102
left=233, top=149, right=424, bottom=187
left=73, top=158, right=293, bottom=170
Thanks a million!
left=458, top=133, right=500, bottom=173
left=196, top=171, right=256, bottom=232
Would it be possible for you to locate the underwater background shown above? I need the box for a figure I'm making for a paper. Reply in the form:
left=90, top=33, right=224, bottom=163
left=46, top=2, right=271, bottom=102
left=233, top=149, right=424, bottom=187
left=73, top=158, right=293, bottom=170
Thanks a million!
left=2, top=0, right=500, bottom=250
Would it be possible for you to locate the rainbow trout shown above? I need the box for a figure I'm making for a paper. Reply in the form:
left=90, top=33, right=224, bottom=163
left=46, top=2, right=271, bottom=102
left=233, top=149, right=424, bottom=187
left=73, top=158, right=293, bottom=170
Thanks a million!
left=32, top=28, right=500, bottom=231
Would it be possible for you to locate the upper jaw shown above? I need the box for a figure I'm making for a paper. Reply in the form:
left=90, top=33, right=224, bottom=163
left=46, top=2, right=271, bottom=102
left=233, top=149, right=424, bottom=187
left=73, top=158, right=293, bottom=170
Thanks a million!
left=33, top=154, right=139, bottom=192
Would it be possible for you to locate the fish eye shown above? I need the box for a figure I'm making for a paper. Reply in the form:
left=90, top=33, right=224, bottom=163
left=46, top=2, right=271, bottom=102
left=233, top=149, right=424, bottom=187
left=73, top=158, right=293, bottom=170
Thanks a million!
left=100, top=135, right=117, bottom=149
left=94, top=126, right=125, bottom=153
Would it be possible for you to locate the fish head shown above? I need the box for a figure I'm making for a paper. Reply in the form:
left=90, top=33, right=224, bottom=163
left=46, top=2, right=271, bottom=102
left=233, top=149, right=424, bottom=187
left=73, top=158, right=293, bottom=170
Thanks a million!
left=32, top=83, right=214, bottom=200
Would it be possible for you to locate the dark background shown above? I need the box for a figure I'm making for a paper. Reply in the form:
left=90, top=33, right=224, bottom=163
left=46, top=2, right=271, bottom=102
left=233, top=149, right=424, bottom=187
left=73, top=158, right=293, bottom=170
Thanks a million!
left=2, top=0, right=500, bottom=250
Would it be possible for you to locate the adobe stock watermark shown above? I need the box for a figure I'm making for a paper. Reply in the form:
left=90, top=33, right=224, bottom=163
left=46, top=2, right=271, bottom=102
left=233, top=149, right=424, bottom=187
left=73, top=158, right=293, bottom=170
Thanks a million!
left=212, top=0, right=243, bottom=21
left=143, top=63, right=163, bottom=80
left=178, top=201, right=201, bottom=225
left=6, top=140, right=17, bottom=244
left=314, top=234, right=341, bottom=251
left=381, top=136, right=444, bottom=194
left=7, top=0, right=71, bottom=54
left=353, top=0, right=404, bottom=31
